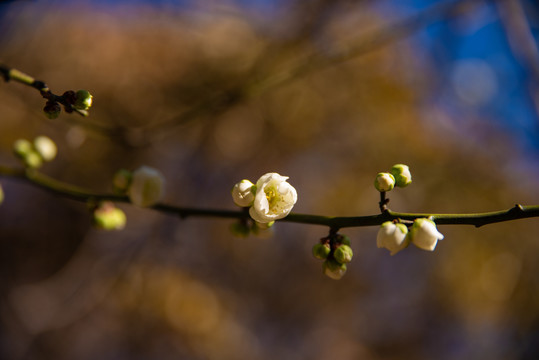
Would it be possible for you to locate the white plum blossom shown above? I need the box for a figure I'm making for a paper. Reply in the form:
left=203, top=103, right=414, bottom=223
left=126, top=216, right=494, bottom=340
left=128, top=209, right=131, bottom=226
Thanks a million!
left=128, top=166, right=165, bottom=207
left=231, top=179, right=255, bottom=207
left=409, top=218, right=444, bottom=251
left=248, top=172, right=297, bottom=223
left=376, top=221, right=409, bottom=255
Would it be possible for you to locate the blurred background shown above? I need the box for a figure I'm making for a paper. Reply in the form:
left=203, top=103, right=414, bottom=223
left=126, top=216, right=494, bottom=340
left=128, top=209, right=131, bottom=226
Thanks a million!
left=0, top=0, right=539, bottom=359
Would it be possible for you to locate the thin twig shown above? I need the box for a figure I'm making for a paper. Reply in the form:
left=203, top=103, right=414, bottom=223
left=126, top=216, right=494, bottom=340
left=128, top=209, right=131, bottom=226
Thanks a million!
left=1, top=165, right=538, bottom=230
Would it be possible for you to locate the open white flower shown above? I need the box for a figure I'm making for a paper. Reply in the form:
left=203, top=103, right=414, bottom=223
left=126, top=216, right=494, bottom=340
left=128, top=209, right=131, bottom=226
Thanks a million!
left=128, top=166, right=165, bottom=207
left=231, top=179, right=255, bottom=207
left=376, top=221, right=409, bottom=255
left=409, top=218, right=444, bottom=251
left=249, top=173, right=297, bottom=223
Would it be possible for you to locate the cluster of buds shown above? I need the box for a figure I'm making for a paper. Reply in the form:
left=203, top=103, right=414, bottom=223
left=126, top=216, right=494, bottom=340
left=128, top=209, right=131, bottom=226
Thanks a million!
left=113, top=166, right=165, bottom=207
left=374, top=164, right=412, bottom=192
left=373, top=164, right=445, bottom=254
left=231, top=173, right=297, bottom=226
left=13, top=135, right=57, bottom=168
left=312, top=233, right=353, bottom=280
left=377, top=218, right=444, bottom=255
left=93, top=201, right=126, bottom=230
left=43, top=89, right=93, bottom=119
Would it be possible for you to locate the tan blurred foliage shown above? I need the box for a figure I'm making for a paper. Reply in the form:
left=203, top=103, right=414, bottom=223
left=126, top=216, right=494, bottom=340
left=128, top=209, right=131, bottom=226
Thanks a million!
left=0, top=1, right=538, bottom=359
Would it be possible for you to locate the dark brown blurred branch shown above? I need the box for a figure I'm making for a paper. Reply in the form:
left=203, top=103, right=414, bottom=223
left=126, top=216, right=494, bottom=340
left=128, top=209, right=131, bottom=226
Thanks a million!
left=1, top=165, right=538, bottom=230
left=496, top=0, right=539, bottom=118
left=251, top=0, right=484, bottom=92
left=1, top=0, right=485, bottom=147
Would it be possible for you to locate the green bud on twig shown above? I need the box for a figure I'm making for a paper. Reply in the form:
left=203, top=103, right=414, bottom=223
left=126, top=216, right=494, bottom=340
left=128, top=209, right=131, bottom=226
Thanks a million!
left=13, top=139, right=33, bottom=159
left=43, top=100, right=61, bottom=119
left=390, top=164, right=412, bottom=187
left=112, top=169, right=133, bottom=194
left=312, top=243, right=331, bottom=260
left=93, top=202, right=126, bottom=230
left=333, top=244, right=354, bottom=264
left=74, top=89, right=93, bottom=110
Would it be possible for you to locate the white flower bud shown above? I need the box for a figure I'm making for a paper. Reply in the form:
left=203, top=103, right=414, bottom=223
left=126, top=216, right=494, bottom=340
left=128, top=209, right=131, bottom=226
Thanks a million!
left=409, top=218, right=444, bottom=251
left=248, top=172, right=297, bottom=223
left=390, top=164, right=412, bottom=187
left=322, top=259, right=347, bottom=280
left=33, top=136, right=57, bottom=162
left=374, top=172, right=395, bottom=192
left=376, top=221, right=409, bottom=255
left=128, top=166, right=165, bottom=207
left=231, top=179, right=255, bottom=207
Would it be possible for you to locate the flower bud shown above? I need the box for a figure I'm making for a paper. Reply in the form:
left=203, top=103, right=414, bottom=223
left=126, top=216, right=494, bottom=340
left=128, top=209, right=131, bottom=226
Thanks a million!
left=376, top=221, right=409, bottom=255
left=409, top=218, right=444, bottom=251
left=13, top=139, right=33, bottom=159
left=93, top=202, right=126, bottom=230
left=312, top=243, right=331, bottom=260
left=231, top=179, right=255, bottom=207
left=43, top=100, right=61, bottom=119
left=33, top=136, right=57, bottom=162
left=74, top=89, right=93, bottom=110
left=333, top=244, right=354, bottom=264
left=128, top=166, right=165, bottom=207
left=322, top=258, right=347, bottom=280
left=374, top=172, right=395, bottom=192
left=390, top=164, right=412, bottom=187
left=112, top=169, right=133, bottom=194
left=24, top=151, right=43, bottom=168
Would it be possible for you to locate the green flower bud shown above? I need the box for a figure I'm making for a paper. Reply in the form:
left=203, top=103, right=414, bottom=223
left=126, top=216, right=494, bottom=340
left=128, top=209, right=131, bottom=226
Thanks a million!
left=13, top=139, right=33, bottom=159
left=43, top=100, right=61, bottom=119
left=390, top=164, right=412, bottom=187
left=24, top=151, right=43, bottom=168
left=112, top=169, right=133, bottom=194
left=33, top=136, right=57, bottom=162
left=322, top=258, right=347, bottom=280
left=93, top=202, right=126, bottom=230
left=312, top=243, right=331, bottom=260
left=74, top=89, right=93, bottom=110
left=374, top=172, right=395, bottom=192
left=333, top=244, right=353, bottom=264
